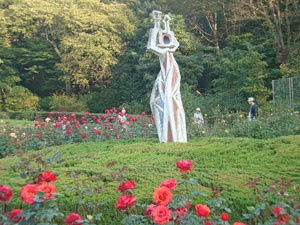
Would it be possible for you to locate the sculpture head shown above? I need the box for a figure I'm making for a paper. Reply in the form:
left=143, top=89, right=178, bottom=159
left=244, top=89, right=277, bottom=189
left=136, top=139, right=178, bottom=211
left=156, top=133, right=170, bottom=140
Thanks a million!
left=153, top=10, right=162, bottom=29
left=148, top=10, right=179, bottom=54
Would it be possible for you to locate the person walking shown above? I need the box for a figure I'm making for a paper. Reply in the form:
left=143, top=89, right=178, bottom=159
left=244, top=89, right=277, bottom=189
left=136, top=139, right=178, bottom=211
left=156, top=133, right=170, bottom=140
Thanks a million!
left=247, top=97, right=258, bottom=121
left=194, top=108, right=204, bottom=127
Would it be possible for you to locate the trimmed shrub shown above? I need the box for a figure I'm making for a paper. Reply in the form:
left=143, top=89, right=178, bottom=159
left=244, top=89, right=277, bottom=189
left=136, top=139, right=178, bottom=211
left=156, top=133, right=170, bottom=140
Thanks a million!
left=49, top=94, right=88, bottom=112
left=5, top=86, right=39, bottom=112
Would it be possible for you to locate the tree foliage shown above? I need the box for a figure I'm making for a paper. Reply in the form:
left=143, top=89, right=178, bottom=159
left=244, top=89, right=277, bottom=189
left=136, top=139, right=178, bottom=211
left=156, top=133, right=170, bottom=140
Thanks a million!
left=236, top=0, right=300, bottom=66
left=0, top=0, right=299, bottom=113
left=1, top=0, right=135, bottom=94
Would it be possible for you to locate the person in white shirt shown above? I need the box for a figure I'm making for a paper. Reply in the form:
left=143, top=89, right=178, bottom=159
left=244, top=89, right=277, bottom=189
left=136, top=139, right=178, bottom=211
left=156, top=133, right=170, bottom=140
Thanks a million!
left=118, top=107, right=127, bottom=123
left=194, top=108, right=204, bottom=127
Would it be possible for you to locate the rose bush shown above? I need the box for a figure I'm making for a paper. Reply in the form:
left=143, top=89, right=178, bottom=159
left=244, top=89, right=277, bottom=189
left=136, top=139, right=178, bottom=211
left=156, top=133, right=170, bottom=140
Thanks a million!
left=115, top=160, right=253, bottom=225
left=0, top=159, right=299, bottom=224
left=0, top=143, right=300, bottom=225
left=0, top=109, right=157, bottom=158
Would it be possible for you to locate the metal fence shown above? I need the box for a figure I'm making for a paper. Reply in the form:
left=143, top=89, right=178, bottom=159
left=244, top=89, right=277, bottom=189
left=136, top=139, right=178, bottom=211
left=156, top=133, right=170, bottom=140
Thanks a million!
left=272, top=76, right=300, bottom=113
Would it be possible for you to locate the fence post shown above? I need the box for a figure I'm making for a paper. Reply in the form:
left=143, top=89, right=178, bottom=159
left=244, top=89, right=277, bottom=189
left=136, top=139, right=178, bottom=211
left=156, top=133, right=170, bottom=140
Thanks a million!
left=272, top=79, right=276, bottom=114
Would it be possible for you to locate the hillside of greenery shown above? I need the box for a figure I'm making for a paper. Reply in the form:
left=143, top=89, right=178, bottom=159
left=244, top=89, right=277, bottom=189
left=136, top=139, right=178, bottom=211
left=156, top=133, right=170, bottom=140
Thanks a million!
left=1, top=0, right=299, bottom=115
left=1, top=135, right=299, bottom=224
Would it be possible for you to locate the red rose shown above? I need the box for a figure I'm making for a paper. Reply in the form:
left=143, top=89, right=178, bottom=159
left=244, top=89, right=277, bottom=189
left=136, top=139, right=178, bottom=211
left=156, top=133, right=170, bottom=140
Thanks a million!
left=272, top=206, right=290, bottom=224
left=115, top=195, right=136, bottom=210
left=184, top=200, right=192, bottom=209
left=233, top=223, right=246, bottom=225
left=204, top=222, right=212, bottom=225
left=36, top=134, right=41, bottom=138
left=141, top=112, right=146, bottom=116
left=9, top=209, right=23, bottom=222
left=0, top=185, right=13, bottom=202
left=195, top=204, right=210, bottom=218
left=20, top=184, right=39, bottom=204
left=66, top=128, right=72, bottom=134
left=152, top=205, right=172, bottom=225
left=39, top=170, right=57, bottom=183
left=175, top=206, right=188, bottom=219
left=54, top=123, right=61, bottom=128
left=65, top=213, right=83, bottom=225
left=97, top=130, right=101, bottom=135
left=221, top=212, right=229, bottom=221
left=82, top=133, right=87, bottom=139
left=159, top=178, right=176, bottom=190
left=38, top=183, right=56, bottom=200
left=49, top=112, right=54, bottom=117
left=152, top=187, right=172, bottom=206
left=118, top=180, right=136, bottom=192
left=277, top=213, right=290, bottom=223
left=145, top=204, right=157, bottom=216
left=176, top=160, right=193, bottom=173
left=273, top=206, right=282, bottom=215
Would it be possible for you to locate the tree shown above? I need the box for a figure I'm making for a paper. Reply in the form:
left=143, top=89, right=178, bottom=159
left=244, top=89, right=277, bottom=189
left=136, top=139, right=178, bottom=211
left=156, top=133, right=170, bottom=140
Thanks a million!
left=237, top=0, right=300, bottom=66
left=0, top=45, right=20, bottom=111
left=13, top=38, right=64, bottom=97
left=1, top=0, right=135, bottom=94
left=211, top=45, right=271, bottom=110
left=155, top=0, right=236, bottom=49
left=0, top=64, right=20, bottom=111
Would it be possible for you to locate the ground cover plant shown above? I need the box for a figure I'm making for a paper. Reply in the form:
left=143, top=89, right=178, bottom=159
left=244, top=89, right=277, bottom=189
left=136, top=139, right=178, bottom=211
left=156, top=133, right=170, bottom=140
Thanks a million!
left=1, top=135, right=299, bottom=224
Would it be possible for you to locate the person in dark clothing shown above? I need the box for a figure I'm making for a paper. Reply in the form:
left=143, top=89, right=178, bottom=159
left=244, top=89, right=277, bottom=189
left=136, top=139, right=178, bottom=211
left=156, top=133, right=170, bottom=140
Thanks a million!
left=247, top=97, right=258, bottom=121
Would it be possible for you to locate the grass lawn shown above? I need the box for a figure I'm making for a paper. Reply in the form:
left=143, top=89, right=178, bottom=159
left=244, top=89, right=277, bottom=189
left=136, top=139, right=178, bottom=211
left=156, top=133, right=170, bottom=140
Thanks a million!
left=1, top=135, right=299, bottom=224
left=0, top=119, right=33, bottom=127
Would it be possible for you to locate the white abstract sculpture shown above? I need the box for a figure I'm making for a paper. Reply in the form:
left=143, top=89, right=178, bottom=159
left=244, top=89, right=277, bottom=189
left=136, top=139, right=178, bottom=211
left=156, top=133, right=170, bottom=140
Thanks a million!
left=147, top=10, right=187, bottom=143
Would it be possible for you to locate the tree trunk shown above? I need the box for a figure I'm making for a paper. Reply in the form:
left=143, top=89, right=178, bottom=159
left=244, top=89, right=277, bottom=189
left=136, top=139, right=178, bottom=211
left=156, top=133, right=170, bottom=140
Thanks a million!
left=65, top=78, right=72, bottom=95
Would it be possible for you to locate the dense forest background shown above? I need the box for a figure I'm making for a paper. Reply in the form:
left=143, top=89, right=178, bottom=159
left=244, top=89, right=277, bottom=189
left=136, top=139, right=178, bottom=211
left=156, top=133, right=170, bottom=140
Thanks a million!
left=0, top=0, right=299, bottom=116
